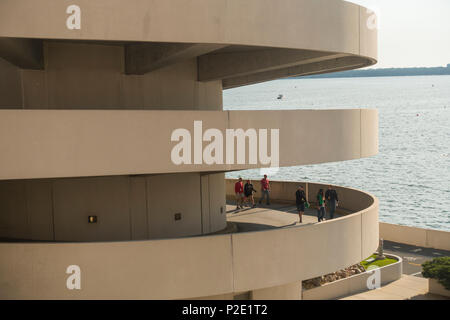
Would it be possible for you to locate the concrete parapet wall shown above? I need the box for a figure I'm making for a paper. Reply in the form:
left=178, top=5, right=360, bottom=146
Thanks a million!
left=251, top=281, right=302, bottom=300
left=0, top=0, right=377, bottom=62
left=380, top=222, right=450, bottom=251
left=428, top=279, right=450, bottom=298
left=226, top=179, right=374, bottom=214
left=0, top=180, right=379, bottom=299
left=302, top=254, right=402, bottom=300
left=0, top=109, right=378, bottom=181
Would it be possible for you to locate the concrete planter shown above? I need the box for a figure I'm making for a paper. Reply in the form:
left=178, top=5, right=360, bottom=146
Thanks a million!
left=302, top=254, right=402, bottom=300
left=428, top=278, right=450, bottom=297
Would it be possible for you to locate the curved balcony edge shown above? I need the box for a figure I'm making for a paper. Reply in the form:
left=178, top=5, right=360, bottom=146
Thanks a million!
left=0, top=181, right=379, bottom=299
left=0, top=109, right=378, bottom=180
left=0, top=0, right=377, bottom=64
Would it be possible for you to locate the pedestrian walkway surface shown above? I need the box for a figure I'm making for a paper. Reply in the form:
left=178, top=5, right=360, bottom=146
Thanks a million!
left=226, top=202, right=340, bottom=232
left=340, top=275, right=449, bottom=300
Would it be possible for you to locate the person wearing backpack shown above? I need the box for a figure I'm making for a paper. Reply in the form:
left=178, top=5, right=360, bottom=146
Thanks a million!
left=244, top=179, right=257, bottom=208
left=295, top=185, right=307, bottom=223
left=325, top=185, right=339, bottom=219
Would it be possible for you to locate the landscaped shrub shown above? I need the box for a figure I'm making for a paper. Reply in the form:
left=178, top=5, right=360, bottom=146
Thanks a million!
left=422, top=257, right=450, bottom=290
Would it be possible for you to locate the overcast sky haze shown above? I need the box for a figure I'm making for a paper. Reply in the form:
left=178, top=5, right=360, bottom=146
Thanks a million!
left=346, top=0, right=450, bottom=68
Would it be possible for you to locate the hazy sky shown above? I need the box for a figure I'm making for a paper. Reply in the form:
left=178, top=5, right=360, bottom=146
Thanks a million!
left=346, top=0, right=450, bottom=68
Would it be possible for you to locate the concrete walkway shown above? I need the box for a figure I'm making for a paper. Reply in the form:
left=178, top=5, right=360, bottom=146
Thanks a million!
left=340, top=275, right=448, bottom=300
left=226, top=201, right=340, bottom=232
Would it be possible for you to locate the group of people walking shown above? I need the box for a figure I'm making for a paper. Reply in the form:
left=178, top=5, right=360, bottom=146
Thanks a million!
left=296, top=185, right=339, bottom=223
left=234, top=176, right=339, bottom=223
left=234, top=175, right=271, bottom=210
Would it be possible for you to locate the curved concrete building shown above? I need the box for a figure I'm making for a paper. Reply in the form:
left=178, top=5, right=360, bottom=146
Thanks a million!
left=0, top=0, right=378, bottom=299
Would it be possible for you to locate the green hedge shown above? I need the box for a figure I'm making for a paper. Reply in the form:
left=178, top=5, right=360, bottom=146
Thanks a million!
left=422, top=257, right=450, bottom=290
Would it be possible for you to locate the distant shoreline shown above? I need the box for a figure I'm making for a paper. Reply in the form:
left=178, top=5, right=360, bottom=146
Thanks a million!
left=293, top=64, right=450, bottom=79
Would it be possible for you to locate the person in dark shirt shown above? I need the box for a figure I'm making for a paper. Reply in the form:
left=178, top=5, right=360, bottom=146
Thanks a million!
left=295, top=185, right=307, bottom=223
left=244, top=179, right=257, bottom=208
left=325, top=185, right=339, bottom=219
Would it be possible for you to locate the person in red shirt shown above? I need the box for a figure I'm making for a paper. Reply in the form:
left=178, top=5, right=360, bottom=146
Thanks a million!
left=259, top=174, right=270, bottom=205
left=234, top=177, right=244, bottom=210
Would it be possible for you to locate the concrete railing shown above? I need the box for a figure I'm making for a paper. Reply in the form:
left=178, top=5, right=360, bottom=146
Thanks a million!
left=0, top=0, right=377, bottom=64
left=0, top=181, right=378, bottom=299
left=226, top=179, right=374, bottom=214
left=0, top=109, right=377, bottom=180
left=302, top=254, right=402, bottom=300
left=380, top=222, right=450, bottom=251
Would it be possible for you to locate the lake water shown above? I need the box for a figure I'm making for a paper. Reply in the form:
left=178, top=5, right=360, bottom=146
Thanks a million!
left=224, top=75, right=450, bottom=231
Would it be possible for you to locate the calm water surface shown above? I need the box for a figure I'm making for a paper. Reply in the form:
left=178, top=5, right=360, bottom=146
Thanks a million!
left=224, top=75, right=450, bottom=231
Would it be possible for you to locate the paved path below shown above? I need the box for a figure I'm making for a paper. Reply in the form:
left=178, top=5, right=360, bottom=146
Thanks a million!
left=340, top=275, right=448, bottom=300
left=383, top=240, right=450, bottom=276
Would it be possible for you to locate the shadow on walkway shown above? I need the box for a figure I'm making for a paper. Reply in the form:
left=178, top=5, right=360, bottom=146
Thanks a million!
left=408, top=293, right=449, bottom=300
left=234, top=221, right=297, bottom=233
